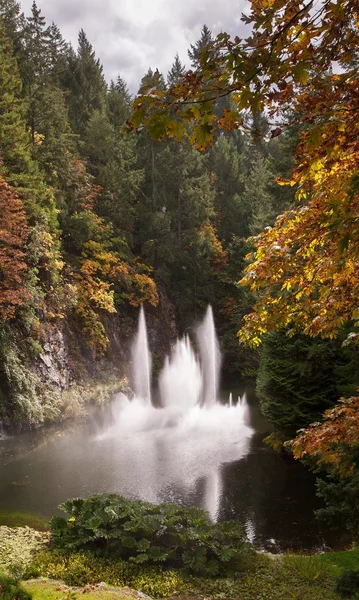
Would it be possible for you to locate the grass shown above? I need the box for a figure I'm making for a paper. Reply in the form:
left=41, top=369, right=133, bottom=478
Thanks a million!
left=0, top=511, right=50, bottom=531
left=308, top=546, right=359, bottom=577
left=23, top=579, right=145, bottom=600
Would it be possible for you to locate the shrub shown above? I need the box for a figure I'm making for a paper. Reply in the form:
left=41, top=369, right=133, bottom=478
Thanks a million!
left=50, top=494, right=252, bottom=576
left=0, top=572, right=32, bottom=599
left=335, top=570, right=359, bottom=598
left=25, top=550, right=183, bottom=597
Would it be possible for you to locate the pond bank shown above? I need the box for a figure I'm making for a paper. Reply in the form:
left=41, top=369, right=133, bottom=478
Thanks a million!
left=1, top=525, right=358, bottom=600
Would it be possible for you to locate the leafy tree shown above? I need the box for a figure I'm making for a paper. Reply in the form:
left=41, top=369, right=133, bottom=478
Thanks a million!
left=292, top=396, right=359, bottom=540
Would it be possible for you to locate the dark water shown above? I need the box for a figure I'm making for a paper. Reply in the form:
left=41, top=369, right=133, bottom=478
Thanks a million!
left=0, top=386, right=340, bottom=551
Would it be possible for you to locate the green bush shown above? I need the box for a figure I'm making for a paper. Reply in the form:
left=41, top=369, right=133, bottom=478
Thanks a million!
left=0, top=571, right=32, bottom=599
left=335, top=570, right=359, bottom=598
left=50, top=494, right=252, bottom=576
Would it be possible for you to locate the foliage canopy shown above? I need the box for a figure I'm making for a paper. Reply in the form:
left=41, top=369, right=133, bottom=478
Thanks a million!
left=129, top=0, right=359, bottom=344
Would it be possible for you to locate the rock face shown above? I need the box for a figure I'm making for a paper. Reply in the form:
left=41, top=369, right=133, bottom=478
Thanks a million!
left=0, top=286, right=179, bottom=431
left=38, top=325, right=70, bottom=388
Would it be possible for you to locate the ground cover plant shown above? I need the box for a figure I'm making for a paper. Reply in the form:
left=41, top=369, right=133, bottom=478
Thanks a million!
left=25, top=548, right=358, bottom=600
left=0, top=571, right=32, bottom=600
left=50, top=494, right=252, bottom=576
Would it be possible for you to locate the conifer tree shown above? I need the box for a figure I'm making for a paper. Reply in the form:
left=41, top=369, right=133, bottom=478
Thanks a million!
left=0, top=22, right=32, bottom=179
left=257, top=331, right=359, bottom=436
left=0, top=0, right=24, bottom=45
left=188, top=24, right=212, bottom=68
left=210, top=134, right=248, bottom=241
left=244, top=151, right=277, bottom=236
left=167, top=53, right=185, bottom=87
left=108, top=76, right=132, bottom=134
left=63, top=29, right=107, bottom=136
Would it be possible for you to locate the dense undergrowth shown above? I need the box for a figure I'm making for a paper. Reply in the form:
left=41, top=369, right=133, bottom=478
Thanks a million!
left=23, top=547, right=359, bottom=599
left=1, top=520, right=359, bottom=599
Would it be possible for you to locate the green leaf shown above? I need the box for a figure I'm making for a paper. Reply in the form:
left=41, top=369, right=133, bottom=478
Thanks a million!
left=130, top=553, right=149, bottom=564
left=136, top=538, right=151, bottom=552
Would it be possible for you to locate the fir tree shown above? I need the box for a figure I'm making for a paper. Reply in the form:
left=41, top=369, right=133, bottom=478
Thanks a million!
left=108, top=76, right=132, bottom=135
left=0, top=22, right=32, bottom=179
left=167, top=53, right=185, bottom=86
left=188, top=24, right=212, bottom=68
left=63, top=29, right=107, bottom=136
left=257, top=331, right=359, bottom=435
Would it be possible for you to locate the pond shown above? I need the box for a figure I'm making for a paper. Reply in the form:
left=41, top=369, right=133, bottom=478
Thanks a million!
left=0, top=383, right=340, bottom=552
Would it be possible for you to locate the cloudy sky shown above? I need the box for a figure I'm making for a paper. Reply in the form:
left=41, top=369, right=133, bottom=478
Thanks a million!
left=19, top=0, right=249, bottom=91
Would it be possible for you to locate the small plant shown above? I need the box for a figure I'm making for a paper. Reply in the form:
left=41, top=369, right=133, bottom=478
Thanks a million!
left=50, top=494, right=253, bottom=576
left=281, top=553, right=329, bottom=582
left=0, top=572, right=32, bottom=600
left=335, top=570, right=359, bottom=598
left=60, top=590, right=78, bottom=600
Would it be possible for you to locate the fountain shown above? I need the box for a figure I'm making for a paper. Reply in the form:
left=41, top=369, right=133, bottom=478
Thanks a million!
left=159, top=336, right=202, bottom=410
left=105, top=304, right=253, bottom=520
left=131, top=305, right=152, bottom=404
left=197, top=305, right=221, bottom=406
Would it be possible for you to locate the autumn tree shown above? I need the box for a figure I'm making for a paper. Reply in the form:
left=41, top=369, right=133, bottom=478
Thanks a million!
left=291, top=396, right=359, bottom=540
left=0, top=176, right=29, bottom=321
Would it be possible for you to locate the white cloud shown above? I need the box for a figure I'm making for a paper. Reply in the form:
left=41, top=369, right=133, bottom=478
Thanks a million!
left=19, top=0, right=249, bottom=91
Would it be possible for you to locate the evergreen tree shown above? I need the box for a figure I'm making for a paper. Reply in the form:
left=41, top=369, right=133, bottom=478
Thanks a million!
left=0, top=22, right=32, bottom=179
left=245, top=151, right=277, bottom=236
left=0, top=0, right=24, bottom=45
left=257, top=331, right=359, bottom=435
left=108, top=76, right=132, bottom=133
left=188, top=24, right=212, bottom=68
left=63, top=29, right=107, bottom=136
left=167, top=53, right=185, bottom=86
left=210, top=133, right=248, bottom=241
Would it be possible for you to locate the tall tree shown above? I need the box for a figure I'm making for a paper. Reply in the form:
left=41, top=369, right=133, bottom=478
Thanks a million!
left=0, top=21, right=32, bottom=180
left=63, top=29, right=107, bottom=136
left=188, top=24, right=213, bottom=68
left=167, top=53, right=185, bottom=86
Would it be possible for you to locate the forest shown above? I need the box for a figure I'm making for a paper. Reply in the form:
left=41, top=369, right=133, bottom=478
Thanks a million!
left=0, top=0, right=302, bottom=428
left=1, top=0, right=359, bottom=598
